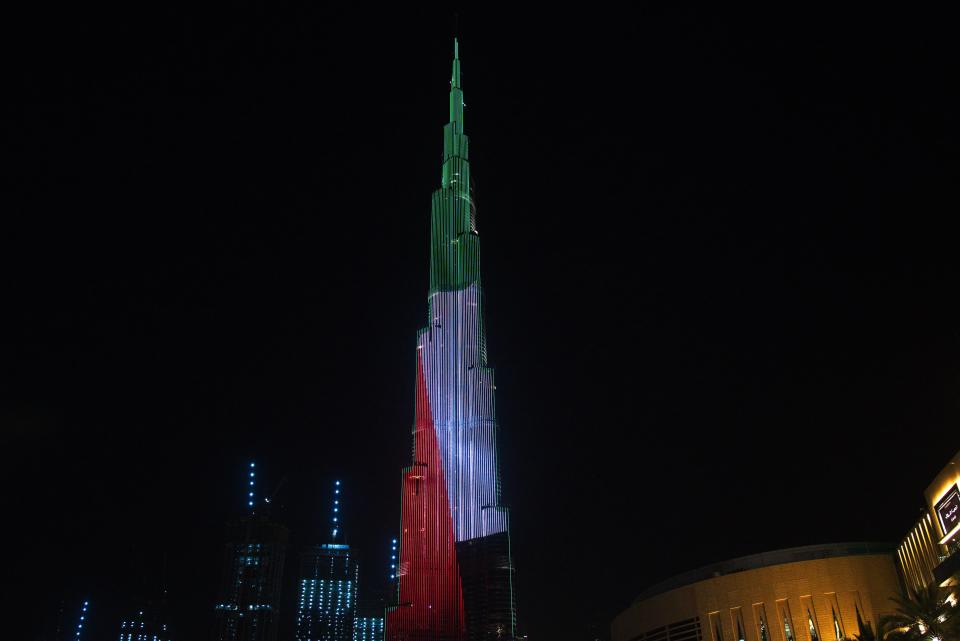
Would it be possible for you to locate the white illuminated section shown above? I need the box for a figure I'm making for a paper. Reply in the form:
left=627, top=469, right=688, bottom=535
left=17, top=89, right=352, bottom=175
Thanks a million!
left=418, top=283, right=507, bottom=542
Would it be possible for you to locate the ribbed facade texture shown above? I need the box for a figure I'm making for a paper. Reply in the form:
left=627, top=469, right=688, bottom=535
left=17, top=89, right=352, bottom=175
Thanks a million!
left=897, top=513, right=942, bottom=592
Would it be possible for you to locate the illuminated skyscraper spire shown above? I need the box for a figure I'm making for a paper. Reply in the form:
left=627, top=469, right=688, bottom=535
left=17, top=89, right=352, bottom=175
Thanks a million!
left=387, top=37, right=517, bottom=641
left=331, top=479, right=341, bottom=541
left=450, top=38, right=462, bottom=123
left=247, top=462, right=256, bottom=511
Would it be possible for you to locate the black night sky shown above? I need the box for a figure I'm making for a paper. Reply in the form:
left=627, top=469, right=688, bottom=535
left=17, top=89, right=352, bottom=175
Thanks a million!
left=4, top=5, right=957, bottom=641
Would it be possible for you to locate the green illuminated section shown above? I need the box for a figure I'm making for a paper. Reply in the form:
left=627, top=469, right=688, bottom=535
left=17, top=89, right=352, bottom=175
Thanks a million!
left=430, top=38, right=480, bottom=295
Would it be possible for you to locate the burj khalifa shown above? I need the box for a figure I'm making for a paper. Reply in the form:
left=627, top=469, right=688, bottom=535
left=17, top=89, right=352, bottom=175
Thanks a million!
left=385, top=39, right=517, bottom=641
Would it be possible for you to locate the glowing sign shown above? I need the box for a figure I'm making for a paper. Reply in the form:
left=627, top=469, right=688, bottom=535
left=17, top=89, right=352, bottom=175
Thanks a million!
left=935, top=483, right=960, bottom=543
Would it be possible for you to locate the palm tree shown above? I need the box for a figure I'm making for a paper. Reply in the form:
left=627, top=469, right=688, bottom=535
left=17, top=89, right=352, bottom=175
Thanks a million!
left=852, top=622, right=878, bottom=641
left=880, top=584, right=960, bottom=641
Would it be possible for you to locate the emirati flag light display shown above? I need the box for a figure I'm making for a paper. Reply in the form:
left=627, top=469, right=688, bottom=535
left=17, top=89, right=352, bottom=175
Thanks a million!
left=386, top=39, right=516, bottom=641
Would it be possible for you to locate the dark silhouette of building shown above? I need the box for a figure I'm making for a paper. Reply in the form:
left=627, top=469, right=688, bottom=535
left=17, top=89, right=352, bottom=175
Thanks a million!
left=213, top=462, right=288, bottom=641
left=457, top=533, right=515, bottom=641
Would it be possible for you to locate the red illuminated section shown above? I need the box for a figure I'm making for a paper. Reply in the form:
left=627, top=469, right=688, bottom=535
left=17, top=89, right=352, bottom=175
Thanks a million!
left=386, top=355, right=465, bottom=641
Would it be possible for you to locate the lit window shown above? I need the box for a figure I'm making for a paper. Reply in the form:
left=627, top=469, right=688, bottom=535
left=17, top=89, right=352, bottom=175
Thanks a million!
left=783, top=614, right=795, bottom=641
left=832, top=609, right=843, bottom=641
left=807, top=610, right=820, bottom=641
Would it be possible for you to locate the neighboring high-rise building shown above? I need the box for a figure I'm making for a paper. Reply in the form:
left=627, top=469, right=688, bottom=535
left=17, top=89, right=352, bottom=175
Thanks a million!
left=350, top=538, right=394, bottom=641
left=296, top=481, right=359, bottom=641
left=214, top=462, right=289, bottom=641
left=296, top=543, right=359, bottom=641
left=385, top=39, right=517, bottom=641
left=118, top=608, right=171, bottom=641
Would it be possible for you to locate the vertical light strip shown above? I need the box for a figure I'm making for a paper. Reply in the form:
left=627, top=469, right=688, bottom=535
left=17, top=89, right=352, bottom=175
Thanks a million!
left=75, top=600, right=89, bottom=641
left=248, top=462, right=256, bottom=511
left=332, top=479, right=341, bottom=541
left=389, top=537, right=398, bottom=581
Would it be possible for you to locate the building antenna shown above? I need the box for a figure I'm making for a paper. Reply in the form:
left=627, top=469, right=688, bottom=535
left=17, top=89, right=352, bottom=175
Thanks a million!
left=75, top=600, right=89, bottom=641
left=331, top=479, right=341, bottom=541
left=247, top=461, right=256, bottom=512
left=389, top=537, right=398, bottom=582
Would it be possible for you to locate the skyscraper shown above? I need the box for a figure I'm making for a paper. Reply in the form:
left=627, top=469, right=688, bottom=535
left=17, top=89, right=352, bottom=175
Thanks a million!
left=351, top=538, right=395, bottom=641
left=295, top=481, right=359, bottom=641
left=385, top=39, right=517, bottom=641
left=296, top=543, right=359, bottom=641
left=214, top=463, right=288, bottom=641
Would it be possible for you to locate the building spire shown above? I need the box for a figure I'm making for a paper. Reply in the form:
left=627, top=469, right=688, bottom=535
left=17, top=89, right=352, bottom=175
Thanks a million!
left=452, top=38, right=460, bottom=88
left=247, top=461, right=256, bottom=512
left=330, top=479, right=341, bottom=541
left=449, top=38, right=463, bottom=130
left=434, top=36, right=476, bottom=293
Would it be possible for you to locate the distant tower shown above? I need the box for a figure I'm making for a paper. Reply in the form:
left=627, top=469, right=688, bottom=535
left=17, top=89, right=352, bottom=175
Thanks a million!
left=385, top=38, right=518, bottom=641
left=117, top=608, right=171, bottom=641
left=295, top=480, right=359, bottom=641
left=213, top=462, right=289, bottom=641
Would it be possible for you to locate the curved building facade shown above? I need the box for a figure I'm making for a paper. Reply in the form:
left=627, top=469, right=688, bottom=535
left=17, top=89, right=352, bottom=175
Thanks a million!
left=612, top=543, right=901, bottom=641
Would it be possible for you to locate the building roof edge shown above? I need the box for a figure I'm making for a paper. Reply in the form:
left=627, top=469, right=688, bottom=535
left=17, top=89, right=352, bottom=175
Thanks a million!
left=633, top=541, right=895, bottom=604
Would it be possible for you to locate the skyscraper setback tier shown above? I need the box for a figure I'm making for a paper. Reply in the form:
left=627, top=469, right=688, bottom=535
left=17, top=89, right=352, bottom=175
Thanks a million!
left=385, top=39, right=517, bottom=641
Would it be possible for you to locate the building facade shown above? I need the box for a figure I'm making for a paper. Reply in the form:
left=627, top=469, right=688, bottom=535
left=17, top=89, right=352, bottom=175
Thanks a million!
left=897, top=449, right=960, bottom=592
left=296, top=543, right=359, bottom=641
left=213, top=514, right=289, bottom=641
left=354, top=616, right=385, bottom=641
left=612, top=543, right=901, bottom=641
left=385, top=39, right=517, bottom=641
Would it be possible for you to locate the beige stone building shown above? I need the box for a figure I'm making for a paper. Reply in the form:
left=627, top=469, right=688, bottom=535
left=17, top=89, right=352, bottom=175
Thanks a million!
left=612, top=543, right=901, bottom=641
